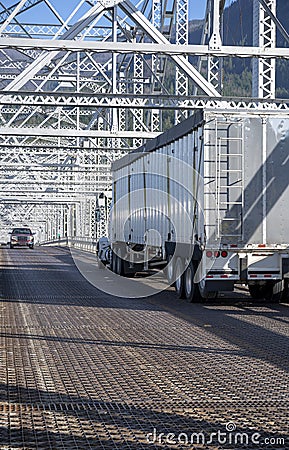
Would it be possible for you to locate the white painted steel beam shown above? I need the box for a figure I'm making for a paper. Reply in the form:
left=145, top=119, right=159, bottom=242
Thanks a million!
left=0, top=37, right=288, bottom=59
left=0, top=127, right=160, bottom=138
left=0, top=91, right=288, bottom=110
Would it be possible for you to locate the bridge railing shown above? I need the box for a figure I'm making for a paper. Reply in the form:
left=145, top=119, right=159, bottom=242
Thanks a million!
left=40, top=237, right=97, bottom=254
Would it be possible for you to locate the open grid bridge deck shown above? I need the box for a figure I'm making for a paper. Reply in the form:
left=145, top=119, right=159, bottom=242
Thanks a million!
left=0, top=246, right=288, bottom=449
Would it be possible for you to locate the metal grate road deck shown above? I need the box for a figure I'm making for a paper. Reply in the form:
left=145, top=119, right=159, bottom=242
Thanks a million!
left=0, top=247, right=288, bottom=449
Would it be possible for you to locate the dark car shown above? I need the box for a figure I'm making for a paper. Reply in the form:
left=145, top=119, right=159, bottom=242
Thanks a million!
left=10, top=227, right=34, bottom=249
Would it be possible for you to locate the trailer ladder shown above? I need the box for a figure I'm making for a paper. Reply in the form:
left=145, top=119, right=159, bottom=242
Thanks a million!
left=216, top=137, right=244, bottom=240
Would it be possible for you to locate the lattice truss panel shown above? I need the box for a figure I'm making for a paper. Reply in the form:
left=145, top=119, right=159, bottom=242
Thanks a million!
left=0, top=0, right=283, bottom=240
left=0, top=0, right=194, bottom=238
left=253, top=0, right=276, bottom=98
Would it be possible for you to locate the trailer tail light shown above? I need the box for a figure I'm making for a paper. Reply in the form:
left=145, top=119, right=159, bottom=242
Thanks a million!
left=221, top=251, right=228, bottom=258
left=206, top=273, right=238, bottom=279
left=249, top=273, right=274, bottom=279
left=214, top=251, right=220, bottom=258
left=206, top=251, right=213, bottom=258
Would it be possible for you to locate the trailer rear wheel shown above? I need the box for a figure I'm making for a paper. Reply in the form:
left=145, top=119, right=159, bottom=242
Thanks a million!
left=264, top=281, right=284, bottom=303
left=165, top=254, right=175, bottom=286
left=116, top=254, right=124, bottom=276
left=184, top=261, right=199, bottom=302
left=249, top=281, right=284, bottom=303
left=248, top=284, right=265, bottom=299
left=175, top=257, right=185, bottom=299
left=111, top=251, right=117, bottom=273
left=122, top=258, right=136, bottom=277
left=198, top=279, right=218, bottom=300
left=282, top=280, right=289, bottom=302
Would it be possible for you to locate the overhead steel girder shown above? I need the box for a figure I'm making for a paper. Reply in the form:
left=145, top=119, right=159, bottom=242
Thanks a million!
left=0, top=127, right=160, bottom=138
left=0, top=143, right=124, bottom=152
left=0, top=37, right=289, bottom=59
left=0, top=180, right=111, bottom=185
left=0, top=198, right=83, bottom=204
left=1, top=91, right=289, bottom=110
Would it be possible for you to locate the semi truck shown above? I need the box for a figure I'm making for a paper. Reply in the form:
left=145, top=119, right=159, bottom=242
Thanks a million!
left=109, top=109, right=289, bottom=302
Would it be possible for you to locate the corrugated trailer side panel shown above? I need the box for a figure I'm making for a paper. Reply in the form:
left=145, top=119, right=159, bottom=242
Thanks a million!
left=111, top=111, right=205, bottom=249
left=168, top=128, right=199, bottom=245
left=130, top=156, right=146, bottom=245
left=265, top=117, right=289, bottom=245
left=158, top=148, right=170, bottom=247
left=142, top=149, right=170, bottom=248
left=243, top=116, right=264, bottom=245
left=112, top=165, right=130, bottom=244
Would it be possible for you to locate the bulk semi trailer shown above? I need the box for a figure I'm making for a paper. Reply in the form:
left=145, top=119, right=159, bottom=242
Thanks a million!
left=109, top=109, right=289, bottom=302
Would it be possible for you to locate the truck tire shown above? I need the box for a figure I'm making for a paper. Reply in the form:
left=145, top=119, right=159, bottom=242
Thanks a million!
left=282, top=280, right=289, bottom=303
left=250, top=281, right=284, bottom=303
left=184, top=261, right=198, bottom=302
left=111, top=251, right=117, bottom=273
left=248, top=284, right=266, bottom=299
left=123, top=260, right=136, bottom=278
left=175, top=257, right=185, bottom=299
left=198, top=279, right=218, bottom=300
left=165, top=254, right=175, bottom=286
left=116, top=254, right=124, bottom=276
left=264, top=281, right=284, bottom=303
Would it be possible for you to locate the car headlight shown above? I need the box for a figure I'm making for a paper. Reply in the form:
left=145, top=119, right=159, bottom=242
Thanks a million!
left=11, top=236, right=18, bottom=241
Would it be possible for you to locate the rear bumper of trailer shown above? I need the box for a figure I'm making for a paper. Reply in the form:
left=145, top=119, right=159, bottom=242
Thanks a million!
left=205, top=247, right=289, bottom=283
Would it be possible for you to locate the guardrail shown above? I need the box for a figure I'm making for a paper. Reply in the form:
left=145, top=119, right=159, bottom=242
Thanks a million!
left=40, top=237, right=97, bottom=254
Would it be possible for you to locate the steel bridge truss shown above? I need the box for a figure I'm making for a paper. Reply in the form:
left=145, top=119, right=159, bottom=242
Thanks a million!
left=0, top=0, right=285, bottom=242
